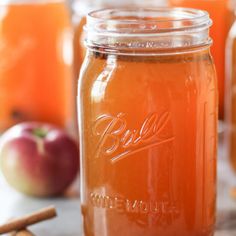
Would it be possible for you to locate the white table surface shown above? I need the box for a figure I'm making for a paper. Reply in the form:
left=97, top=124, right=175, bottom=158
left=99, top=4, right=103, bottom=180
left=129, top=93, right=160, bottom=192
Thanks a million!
left=0, top=175, right=82, bottom=236
left=0, top=134, right=236, bottom=236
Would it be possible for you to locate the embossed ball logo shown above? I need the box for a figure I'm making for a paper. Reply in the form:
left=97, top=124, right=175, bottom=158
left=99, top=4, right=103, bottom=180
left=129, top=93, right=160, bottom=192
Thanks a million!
left=93, top=112, right=174, bottom=163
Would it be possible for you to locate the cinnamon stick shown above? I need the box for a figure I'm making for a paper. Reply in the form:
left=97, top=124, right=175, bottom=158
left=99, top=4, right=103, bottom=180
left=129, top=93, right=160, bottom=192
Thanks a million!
left=10, top=229, right=35, bottom=236
left=0, top=206, right=57, bottom=234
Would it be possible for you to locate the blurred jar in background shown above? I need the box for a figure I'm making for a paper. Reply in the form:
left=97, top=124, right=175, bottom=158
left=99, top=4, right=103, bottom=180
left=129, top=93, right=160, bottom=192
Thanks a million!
left=72, top=0, right=166, bottom=80
left=225, top=1, right=236, bottom=182
left=0, top=0, right=74, bottom=133
left=169, top=0, right=233, bottom=119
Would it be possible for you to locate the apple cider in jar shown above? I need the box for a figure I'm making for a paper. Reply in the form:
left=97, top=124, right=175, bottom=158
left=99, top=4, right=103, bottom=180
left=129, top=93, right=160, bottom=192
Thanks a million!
left=78, top=8, right=217, bottom=236
left=0, top=0, right=73, bottom=132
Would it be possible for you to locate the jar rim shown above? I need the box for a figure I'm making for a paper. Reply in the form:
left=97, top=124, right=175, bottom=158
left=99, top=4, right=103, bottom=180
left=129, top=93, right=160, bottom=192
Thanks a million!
left=85, top=7, right=212, bottom=54
left=86, top=7, right=212, bottom=35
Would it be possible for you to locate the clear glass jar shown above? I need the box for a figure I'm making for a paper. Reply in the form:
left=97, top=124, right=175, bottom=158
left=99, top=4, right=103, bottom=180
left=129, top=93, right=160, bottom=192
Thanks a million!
left=0, top=0, right=74, bottom=133
left=78, top=8, right=217, bottom=236
left=168, top=0, right=232, bottom=119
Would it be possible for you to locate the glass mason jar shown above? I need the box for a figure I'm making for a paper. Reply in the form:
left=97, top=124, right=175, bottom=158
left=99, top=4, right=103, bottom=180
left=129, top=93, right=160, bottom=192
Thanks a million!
left=78, top=8, right=217, bottom=236
left=168, top=0, right=232, bottom=119
left=0, top=0, right=74, bottom=133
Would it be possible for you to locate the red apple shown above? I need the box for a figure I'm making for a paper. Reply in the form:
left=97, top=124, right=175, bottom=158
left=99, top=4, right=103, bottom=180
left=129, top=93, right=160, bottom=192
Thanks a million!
left=0, top=122, right=79, bottom=197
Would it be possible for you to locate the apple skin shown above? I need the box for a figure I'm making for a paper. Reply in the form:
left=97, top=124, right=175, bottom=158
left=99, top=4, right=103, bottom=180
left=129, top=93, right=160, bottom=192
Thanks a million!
left=0, top=122, right=79, bottom=197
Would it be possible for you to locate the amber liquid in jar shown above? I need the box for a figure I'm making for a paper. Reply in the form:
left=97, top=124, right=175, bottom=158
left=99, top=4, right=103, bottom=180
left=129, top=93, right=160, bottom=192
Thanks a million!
left=0, top=1, right=73, bottom=132
left=79, top=8, right=217, bottom=236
